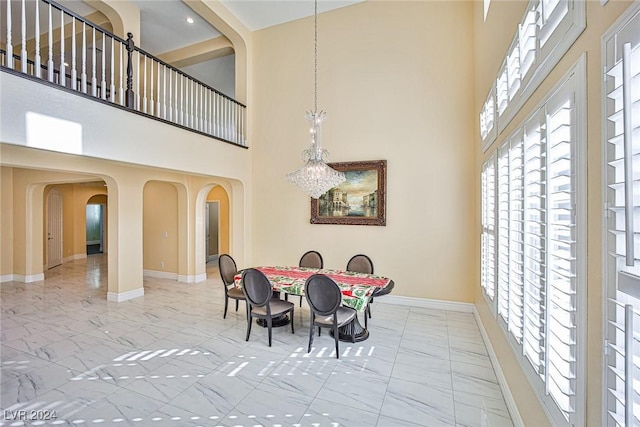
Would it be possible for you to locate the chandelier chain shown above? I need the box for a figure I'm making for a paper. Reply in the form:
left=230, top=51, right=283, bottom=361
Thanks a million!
left=314, top=0, right=318, bottom=113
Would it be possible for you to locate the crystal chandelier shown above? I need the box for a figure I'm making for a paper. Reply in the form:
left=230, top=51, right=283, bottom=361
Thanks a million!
left=286, top=0, right=345, bottom=199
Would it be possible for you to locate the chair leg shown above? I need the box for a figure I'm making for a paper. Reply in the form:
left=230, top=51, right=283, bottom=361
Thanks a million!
left=351, top=319, right=356, bottom=343
left=235, top=299, right=239, bottom=312
left=267, top=316, right=273, bottom=347
left=308, top=316, right=314, bottom=353
left=364, top=309, right=368, bottom=329
left=368, top=299, right=373, bottom=318
left=224, top=296, right=229, bottom=319
left=334, top=323, right=340, bottom=359
left=290, top=308, right=295, bottom=334
left=284, top=294, right=289, bottom=302
left=245, top=312, right=252, bottom=342
left=299, top=296, right=303, bottom=307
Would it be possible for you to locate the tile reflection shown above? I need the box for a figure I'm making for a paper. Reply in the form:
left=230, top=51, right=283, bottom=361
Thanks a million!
left=0, top=255, right=513, bottom=427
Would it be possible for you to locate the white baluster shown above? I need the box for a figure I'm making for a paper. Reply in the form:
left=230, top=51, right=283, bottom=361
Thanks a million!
left=149, top=58, right=156, bottom=116
left=59, top=10, right=66, bottom=87
left=118, top=42, right=123, bottom=105
left=34, top=1, right=41, bottom=78
left=157, top=61, right=162, bottom=117
left=100, top=35, right=106, bottom=99
left=91, top=27, right=97, bottom=96
left=47, top=4, right=54, bottom=82
left=168, top=67, right=172, bottom=121
left=6, top=0, right=13, bottom=69
left=135, top=51, right=140, bottom=110
left=197, top=83, right=201, bottom=131
left=20, top=0, right=27, bottom=73
left=143, top=56, right=147, bottom=113
left=109, top=37, right=115, bottom=102
left=81, top=22, right=87, bottom=93
left=174, top=72, right=179, bottom=123
left=180, top=74, right=184, bottom=125
left=184, top=77, right=189, bottom=126
left=213, top=93, right=218, bottom=137
left=158, top=62, right=166, bottom=120
left=203, top=88, right=208, bottom=134
left=71, top=18, right=77, bottom=90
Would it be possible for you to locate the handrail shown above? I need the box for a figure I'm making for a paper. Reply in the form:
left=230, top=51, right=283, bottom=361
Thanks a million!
left=1, top=0, right=247, bottom=147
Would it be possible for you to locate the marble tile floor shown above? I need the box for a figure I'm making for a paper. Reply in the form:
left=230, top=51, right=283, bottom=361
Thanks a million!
left=0, top=255, right=514, bottom=427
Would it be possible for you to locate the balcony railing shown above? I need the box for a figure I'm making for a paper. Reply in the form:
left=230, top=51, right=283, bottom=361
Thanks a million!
left=1, top=0, right=247, bottom=147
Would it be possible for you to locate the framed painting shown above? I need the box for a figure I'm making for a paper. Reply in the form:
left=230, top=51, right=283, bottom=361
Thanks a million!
left=310, top=160, right=386, bottom=226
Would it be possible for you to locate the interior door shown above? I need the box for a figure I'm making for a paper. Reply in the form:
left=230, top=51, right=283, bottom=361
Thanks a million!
left=207, top=201, right=219, bottom=261
left=47, top=188, right=63, bottom=269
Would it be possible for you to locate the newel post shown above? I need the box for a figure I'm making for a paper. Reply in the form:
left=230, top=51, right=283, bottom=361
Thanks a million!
left=125, top=32, right=135, bottom=109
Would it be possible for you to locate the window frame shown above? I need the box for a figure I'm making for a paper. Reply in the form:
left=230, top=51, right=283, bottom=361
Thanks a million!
left=601, top=3, right=640, bottom=425
left=480, top=55, right=587, bottom=426
left=480, top=0, right=586, bottom=153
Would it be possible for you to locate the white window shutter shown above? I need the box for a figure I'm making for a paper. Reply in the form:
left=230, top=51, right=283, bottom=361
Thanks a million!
left=545, top=93, right=577, bottom=418
left=482, top=156, right=497, bottom=301
left=508, top=136, right=525, bottom=343
left=603, top=4, right=640, bottom=425
left=523, top=113, right=546, bottom=376
left=498, top=145, right=511, bottom=323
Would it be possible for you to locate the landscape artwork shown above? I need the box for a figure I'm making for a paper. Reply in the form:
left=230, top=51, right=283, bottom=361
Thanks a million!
left=310, top=160, right=386, bottom=226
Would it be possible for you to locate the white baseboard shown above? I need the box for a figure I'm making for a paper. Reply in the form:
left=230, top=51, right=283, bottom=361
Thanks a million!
left=63, top=253, right=87, bottom=263
left=107, top=287, right=144, bottom=302
left=473, top=308, right=524, bottom=427
left=5, top=273, right=46, bottom=283
left=178, top=273, right=207, bottom=283
left=0, top=274, right=14, bottom=283
left=378, top=294, right=474, bottom=313
left=143, top=269, right=178, bottom=280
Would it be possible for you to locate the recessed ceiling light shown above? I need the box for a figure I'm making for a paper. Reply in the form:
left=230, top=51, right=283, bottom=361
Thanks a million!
left=186, top=17, right=194, bottom=24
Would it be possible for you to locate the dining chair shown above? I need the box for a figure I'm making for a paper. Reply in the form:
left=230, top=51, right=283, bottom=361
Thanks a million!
left=346, top=254, right=374, bottom=328
left=285, top=250, right=324, bottom=307
left=218, top=254, right=246, bottom=319
left=305, top=274, right=356, bottom=359
left=241, top=268, right=295, bottom=347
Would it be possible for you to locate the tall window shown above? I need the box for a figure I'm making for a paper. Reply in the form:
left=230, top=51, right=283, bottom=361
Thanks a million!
left=479, top=0, right=585, bottom=152
left=480, top=58, right=586, bottom=425
left=602, top=4, right=640, bottom=426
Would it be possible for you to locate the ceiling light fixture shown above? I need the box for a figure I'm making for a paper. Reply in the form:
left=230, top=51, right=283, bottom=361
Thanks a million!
left=286, top=0, right=345, bottom=199
left=186, top=17, right=195, bottom=24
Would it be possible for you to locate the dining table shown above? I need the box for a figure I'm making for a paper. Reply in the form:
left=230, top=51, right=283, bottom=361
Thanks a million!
left=233, top=265, right=394, bottom=342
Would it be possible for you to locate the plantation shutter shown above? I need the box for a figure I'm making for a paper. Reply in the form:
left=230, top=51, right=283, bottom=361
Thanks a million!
left=519, top=5, right=537, bottom=79
left=498, top=145, right=511, bottom=322
left=545, top=90, right=578, bottom=419
left=603, top=6, right=640, bottom=426
left=538, top=0, right=569, bottom=49
left=482, top=156, right=497, bottom=300
left=509, top=137, right=525, bottom=343
left=523, top=113, right=547, bottom=376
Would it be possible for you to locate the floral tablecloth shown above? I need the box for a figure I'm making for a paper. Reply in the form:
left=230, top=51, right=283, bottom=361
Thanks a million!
left=233, top=266, right=392, bottom=312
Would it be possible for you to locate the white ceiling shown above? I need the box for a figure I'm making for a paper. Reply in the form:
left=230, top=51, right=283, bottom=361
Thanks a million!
left=220, top=0, right=364, bottom=32
left=129, top=0, right=222, bottom=55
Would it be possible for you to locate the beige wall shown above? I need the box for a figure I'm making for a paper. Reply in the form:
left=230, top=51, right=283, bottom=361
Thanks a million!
left=251, top=1, right=476, bottom=302
left=207, top=185, right=230, bottom=255
left=472, top=1, right=636, bottom=425
left=143, top=181, right=179, bottom=273
left=0, top=167, right=14, bottom=277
